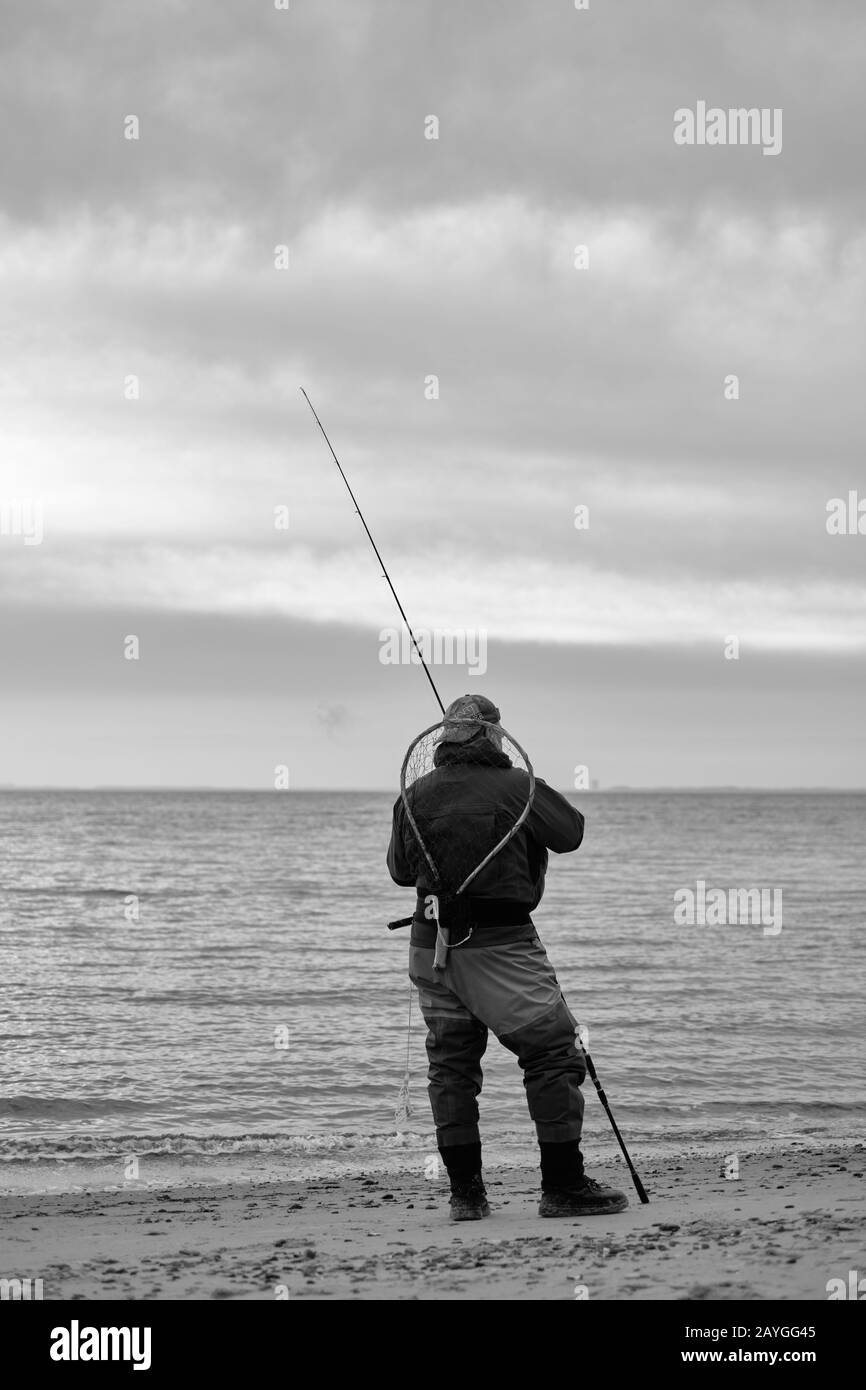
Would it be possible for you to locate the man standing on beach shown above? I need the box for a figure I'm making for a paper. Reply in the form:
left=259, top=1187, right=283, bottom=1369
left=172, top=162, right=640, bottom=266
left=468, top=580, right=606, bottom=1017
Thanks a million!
left=387, top=694, right=628, bottom=1221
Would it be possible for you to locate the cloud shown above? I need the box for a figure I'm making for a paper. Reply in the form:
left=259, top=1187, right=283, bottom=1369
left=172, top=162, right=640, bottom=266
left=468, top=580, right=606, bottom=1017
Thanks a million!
left=2, top=195, right=864, bottom=649
left=1, top=0, right=865, bottom=781
left=1, top=607, right=864, bottom=787
left=3, top=1, right=865, bottom=226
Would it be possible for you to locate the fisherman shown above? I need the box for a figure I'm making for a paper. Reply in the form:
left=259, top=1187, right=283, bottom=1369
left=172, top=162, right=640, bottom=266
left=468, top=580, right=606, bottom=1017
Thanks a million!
left=387, top=694, right=628, bottom=1221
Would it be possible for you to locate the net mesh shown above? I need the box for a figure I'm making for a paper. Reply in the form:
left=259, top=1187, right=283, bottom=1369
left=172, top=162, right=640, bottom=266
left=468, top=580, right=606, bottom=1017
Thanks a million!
left=399, top=719, right=533, bottom=928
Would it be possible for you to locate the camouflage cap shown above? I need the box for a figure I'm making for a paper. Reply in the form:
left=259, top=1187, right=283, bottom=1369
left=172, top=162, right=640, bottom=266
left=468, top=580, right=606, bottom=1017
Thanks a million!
left=438, top=693, right=503, bottom=745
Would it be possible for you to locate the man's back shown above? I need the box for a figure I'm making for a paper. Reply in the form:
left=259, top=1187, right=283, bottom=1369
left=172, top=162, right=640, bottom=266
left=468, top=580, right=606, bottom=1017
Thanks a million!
left=388, top=753, right=584, bottom=910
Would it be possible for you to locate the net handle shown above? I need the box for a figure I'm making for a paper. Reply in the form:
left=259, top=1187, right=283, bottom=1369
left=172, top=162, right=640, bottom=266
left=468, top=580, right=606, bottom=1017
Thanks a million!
left=398, top=719, right=537, bottom=899
left=399, top=719, right=447, bottom=887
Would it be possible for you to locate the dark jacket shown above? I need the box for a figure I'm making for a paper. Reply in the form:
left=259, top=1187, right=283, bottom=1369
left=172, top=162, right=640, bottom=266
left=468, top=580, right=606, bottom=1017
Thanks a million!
left=387, top=758, right=584, bottom=918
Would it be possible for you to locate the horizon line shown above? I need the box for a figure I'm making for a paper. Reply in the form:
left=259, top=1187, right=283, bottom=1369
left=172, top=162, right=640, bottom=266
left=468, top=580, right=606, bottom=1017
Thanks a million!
left=1, top=785, right=865, bottom=795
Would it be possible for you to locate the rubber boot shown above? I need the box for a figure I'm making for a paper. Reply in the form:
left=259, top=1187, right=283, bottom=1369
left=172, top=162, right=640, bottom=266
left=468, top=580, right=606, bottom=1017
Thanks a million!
left=439, top=1142, right=490, bottom=1222
left=538, top=1139, right=628, bottom=1217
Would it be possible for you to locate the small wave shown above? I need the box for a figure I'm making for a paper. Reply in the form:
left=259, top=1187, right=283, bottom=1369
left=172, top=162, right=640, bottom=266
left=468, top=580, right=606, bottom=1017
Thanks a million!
left=0, top=1130, right=388, bottom=1164
left=0, top=1096, right=155, bottom=1120
left=6, top=887, right=136, bottom=897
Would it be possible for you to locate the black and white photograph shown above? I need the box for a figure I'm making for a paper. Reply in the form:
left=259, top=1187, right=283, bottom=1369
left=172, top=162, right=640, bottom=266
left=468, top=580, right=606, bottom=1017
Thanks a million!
left=1, top=0, right=864, bottom=1349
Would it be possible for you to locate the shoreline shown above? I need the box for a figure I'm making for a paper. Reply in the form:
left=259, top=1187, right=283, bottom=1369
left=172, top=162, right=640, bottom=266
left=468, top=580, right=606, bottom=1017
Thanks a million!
left=1, top=1142, right=862, bottom=1301
left=1, top=1126, right=860, bottom=1198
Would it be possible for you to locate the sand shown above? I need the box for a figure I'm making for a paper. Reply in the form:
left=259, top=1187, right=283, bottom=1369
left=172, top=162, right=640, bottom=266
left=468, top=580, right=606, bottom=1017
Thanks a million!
left=2, top=1143, right=862, bottom=1301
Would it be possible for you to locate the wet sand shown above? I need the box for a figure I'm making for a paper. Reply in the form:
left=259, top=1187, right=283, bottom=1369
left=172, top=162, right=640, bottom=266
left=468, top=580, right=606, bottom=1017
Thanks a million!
left=2, top=1143, right=862, bottom=1301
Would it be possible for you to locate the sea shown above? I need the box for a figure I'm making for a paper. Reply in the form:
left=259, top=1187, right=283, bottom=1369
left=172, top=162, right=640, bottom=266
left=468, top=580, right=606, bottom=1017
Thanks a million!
left=1, top=790, right=863, bottom=1195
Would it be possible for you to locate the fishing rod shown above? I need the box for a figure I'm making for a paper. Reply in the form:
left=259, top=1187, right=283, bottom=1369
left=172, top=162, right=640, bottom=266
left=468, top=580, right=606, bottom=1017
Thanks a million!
left=300, top=388, right=445, bottom=716
left=302, top=387, right=649, bottom=1204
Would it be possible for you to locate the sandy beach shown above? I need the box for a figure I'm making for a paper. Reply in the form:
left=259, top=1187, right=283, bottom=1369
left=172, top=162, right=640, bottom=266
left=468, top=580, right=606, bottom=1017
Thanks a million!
left=2, top=1142, right=862, bottom=1301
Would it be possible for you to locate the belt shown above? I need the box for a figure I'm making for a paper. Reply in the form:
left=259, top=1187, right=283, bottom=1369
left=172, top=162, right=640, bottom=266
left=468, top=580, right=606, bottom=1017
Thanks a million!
left=387, top=897, right=535, bottom=933
left=418, top=896, right=534, bottom=926
left=410, top=918, right=536, bottom=949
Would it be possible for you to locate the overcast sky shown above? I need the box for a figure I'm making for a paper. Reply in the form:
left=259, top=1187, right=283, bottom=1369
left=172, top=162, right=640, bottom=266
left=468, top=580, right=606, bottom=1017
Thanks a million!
left=1, top=0, right=864, bottom=787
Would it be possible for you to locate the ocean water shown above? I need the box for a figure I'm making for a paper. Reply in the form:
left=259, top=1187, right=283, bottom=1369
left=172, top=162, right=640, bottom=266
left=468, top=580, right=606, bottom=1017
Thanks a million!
left=0, top=790, right=863, bottom=1194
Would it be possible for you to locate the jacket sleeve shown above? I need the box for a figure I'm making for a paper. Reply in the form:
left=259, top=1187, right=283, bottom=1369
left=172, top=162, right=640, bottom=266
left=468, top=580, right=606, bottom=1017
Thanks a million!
left=386, top=797, right=417, bottom=886
left=526, top=778, right=584, bottom=853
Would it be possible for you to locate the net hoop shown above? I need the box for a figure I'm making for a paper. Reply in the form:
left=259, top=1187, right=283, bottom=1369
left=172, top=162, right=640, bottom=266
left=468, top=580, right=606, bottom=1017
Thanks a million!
left=398, top=718, right=536, bottom=898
